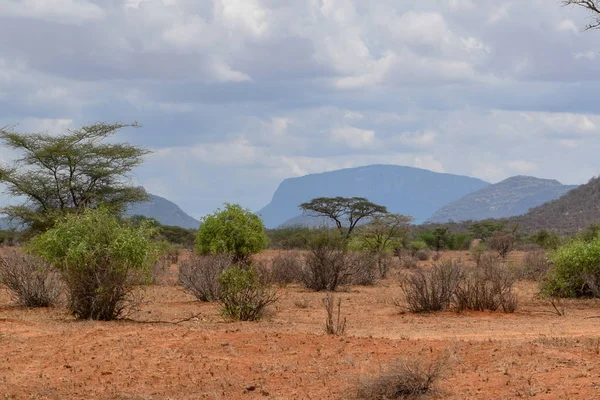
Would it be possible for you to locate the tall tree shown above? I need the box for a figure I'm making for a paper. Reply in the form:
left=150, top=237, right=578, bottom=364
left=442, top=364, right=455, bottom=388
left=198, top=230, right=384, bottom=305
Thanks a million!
left=299, top=197, right=388, bottom=239
left=0, top=122, right=149, bottom=232
left=564, top=1, right=600, bottom=30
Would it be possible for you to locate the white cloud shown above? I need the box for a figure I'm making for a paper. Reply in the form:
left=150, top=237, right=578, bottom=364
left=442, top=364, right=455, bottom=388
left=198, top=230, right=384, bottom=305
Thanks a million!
left=558, top=19, right=579, bottom=34
left=0, top=0, right=105, bottom=24
left=330, top=126, right=377, bottom=149
left=508, top=160, right=539, bottom=175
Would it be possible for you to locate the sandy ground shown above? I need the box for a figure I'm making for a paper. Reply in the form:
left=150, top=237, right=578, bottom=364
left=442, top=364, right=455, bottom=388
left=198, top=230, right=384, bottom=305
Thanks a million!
left=1, top=250, right=600, bottom=399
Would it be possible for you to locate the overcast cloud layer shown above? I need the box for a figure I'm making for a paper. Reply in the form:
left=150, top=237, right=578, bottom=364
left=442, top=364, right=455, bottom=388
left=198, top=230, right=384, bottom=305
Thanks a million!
left=0, top=0, right=599, bottom=218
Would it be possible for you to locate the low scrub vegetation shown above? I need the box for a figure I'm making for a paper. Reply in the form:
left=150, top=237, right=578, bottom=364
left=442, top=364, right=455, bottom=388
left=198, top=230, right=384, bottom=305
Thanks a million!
left=323, top=293, right=347, bottom=336
left=401, top=261, right=463, bottom=313
left=541, top=235, right=600, bottom=298
left=401, top=256, right=517, bottom=313
left=28, top=208, right=158, bottom=321
left=356, top=355, right=449, bottom=399
left=178, top=254, right=233, bottom=302
left=270, top=252, right=303, bottom=286
left=515, top=250, right=550, bottom=281
left=0, top=250, right=62, bottom=307
left=218, top=266, right=278, bottom=321
left=455, top=254, right=517, bottom=313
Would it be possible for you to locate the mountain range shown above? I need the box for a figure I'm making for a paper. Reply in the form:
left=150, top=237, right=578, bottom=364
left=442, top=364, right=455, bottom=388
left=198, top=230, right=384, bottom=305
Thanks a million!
left=512, top=176, right=600, bottom=235
left=0, top=192, right=200, bottom=230
left=426, top=176, right=577, bottom=223
left=258, top=165, right=581, bottom=229
left=258, top=165, right=489, bottom=228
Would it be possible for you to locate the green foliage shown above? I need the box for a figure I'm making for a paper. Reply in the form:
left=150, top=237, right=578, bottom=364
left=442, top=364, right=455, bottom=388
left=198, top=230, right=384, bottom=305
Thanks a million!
left=449, top=233, right=472, bottom=251
left=29, top=208, right=158, bottom=320
left=266, top=226, right=312, bottom=250
left=580, top=224, right=600, bottom=243
left=196, top=204, right=269, bottom=263
left=0, top=123, right=149, bottom=233
left=468, top=221, right=505, bottom=243
left=408, top=240, right=428, bottom=256
left=541, top=236, right=600, bottom=298
left=299, top=197, right=387, bottom=239
left=218, top=266, right=277, bottom=321
left=358, top=213, right=413, bottom=254
left=529, top=230, right=562, bottom=250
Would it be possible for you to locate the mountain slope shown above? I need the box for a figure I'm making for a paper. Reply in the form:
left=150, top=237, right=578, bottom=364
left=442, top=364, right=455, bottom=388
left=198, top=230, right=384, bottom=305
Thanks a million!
left=427, top=176, right=577, bottom=223
left=258, top=165, right=489, bottom=228
left=125, top=193, right=200, bottom=229
left=512, top=176, right=600, bottom=235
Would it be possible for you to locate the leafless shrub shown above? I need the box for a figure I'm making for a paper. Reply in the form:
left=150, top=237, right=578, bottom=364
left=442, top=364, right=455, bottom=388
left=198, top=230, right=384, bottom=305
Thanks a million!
left=549, top=297, right=566, bottom=316
left=489, top=231, right=515, bottom=259
left=323, top=293, right=346, bottom=335
left=431, top=252, right=442, bottom=262
left=348, top=251, right=380, bottom=286
left=357, top=355, right=449, bottom=399
left=415, top=250, right=430, bottom=261
left=300, top=238, right=354, bottom=291
left=455, top=255, right=517, bottom=313
left=401, top=257, right=419, bottom=270
left=517, top=251, right=550, bottom=281
left=294, top=298, right=310, bottom=309
left=178, top=254, right=233, bottom=301
left=151, top=255, right=172, bottom=285
left=271, top=252, right=303, bottom=286
left=0, top=250, right=62, bottom=307
left=401, top=261, right=463, bottom=313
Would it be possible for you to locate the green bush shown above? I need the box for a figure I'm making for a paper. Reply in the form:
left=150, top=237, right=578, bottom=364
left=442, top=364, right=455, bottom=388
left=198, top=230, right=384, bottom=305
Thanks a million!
left=218, top=266, right=277, bottom=321
left=196, top=204, right=269, bottom=264
left=541, top=236, right=600, bottom=298
left=29, top=208, right=158, bottom=320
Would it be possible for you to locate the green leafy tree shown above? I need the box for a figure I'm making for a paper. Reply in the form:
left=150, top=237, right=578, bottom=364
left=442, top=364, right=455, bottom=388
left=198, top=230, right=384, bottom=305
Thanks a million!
left=29, top=208, right=158, bottom=320
left=0, top=122, right=149, bottom=233
left=359, top=213, right=413, bottom=253
left=195, top=203, right=269, bottom=264
left=299, top=197, right=388, bottom=239
left=469, top=221, right=505, bottom=243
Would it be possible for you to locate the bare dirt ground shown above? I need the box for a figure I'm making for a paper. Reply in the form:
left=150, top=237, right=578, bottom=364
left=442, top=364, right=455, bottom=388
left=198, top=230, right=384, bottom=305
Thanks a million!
left=1, top=249, right=600, bottom=399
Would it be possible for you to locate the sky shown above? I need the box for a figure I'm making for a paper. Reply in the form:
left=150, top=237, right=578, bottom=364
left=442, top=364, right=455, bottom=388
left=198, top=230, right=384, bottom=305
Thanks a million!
left=0, top=0, right=599, bottom=219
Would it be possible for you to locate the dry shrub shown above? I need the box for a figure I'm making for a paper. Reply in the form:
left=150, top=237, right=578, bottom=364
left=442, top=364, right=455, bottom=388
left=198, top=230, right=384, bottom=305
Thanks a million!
left=517, top=250, right=550, bottom=281
left=401, top=257, right=419, bottom=269
left=455, top=254, right=517, bottom=313
left=218, top=266, right=278, bottom=321
left=401, top=261, right=463, bottom=313
left=323, top=293, right=346, bottom=335
left=415, top=250, right=430, bottom=261
left=151, top=255, right=173, bottom=285
left=348, top=251, right=380, bottom=286
left=178, top=253, right=233, bottom=302
left=431, top=252, right=442, bottom=262
left=271, top=252, right=303, bottom=286
left=489, top=232, right=515, bottom=258
left=0, top=250, right=62, bottom=307
left=357, top=355, right=449, bottom=399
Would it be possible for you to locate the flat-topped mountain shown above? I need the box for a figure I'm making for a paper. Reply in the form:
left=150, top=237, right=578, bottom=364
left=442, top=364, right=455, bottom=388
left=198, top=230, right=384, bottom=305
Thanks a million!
left=258, top=165, right=489, bottom=228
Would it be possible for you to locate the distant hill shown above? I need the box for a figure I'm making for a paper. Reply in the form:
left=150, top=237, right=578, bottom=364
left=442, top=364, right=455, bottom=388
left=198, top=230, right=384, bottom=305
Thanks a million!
left=512, top=176, right=600, bottom=235
left=0, top=192, right=200, bottom=231
left=427, top=176, right=577, bottom=223
left=258, top=165, right=489, bottom=228
left=125, top=193, right=200, bottom=229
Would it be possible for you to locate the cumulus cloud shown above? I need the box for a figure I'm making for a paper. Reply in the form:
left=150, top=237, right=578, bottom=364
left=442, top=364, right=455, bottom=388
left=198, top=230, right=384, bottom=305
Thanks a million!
left=0, top=0, right=598, bottom=217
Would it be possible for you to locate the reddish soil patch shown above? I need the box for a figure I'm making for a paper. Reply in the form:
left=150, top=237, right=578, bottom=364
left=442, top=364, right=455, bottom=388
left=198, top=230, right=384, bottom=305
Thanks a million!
left=1, top=250, right=600, bottom=399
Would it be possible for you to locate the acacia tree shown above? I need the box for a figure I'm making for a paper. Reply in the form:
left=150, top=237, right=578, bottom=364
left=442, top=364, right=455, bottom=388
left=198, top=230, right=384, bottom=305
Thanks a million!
left=0, top=122, right=149, bottom=232
left=360, top=213, right=413, bottom=253
left=299, top=197, right=388, bottom=239
left=564, top=1, right=600, bottom=30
